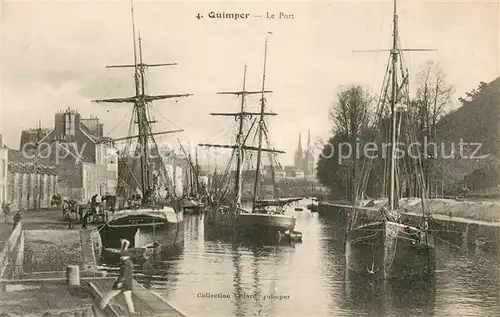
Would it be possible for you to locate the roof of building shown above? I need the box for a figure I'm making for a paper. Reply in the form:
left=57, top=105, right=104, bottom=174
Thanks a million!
left=22, top=109, right=105, bottom=148
left=7, top=148, right=57, bottom=175
left=8, top=148, right=55, bottom=167
left=37, top=142, right=94, bottom=164
left=79, top=123, right=100, bottom=143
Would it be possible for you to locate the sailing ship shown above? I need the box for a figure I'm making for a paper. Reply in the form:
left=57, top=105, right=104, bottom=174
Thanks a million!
left=199, top=34, right=300, bottom=241
left=179, top=145, right=206, bottom=215
left=92, top=3, right=190, bottom=260
left=345, top=0, right=436, bottom=279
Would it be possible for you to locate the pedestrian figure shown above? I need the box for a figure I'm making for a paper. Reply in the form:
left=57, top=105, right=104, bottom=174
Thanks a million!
left=78, top=205, right=84, bottom=221
left=90, top=194, right=98, bottom=216
left=99, top=251, right=135, bottom=313
left=2, top=202, right=10, bottom=223
left=81, top=207, right=88, bottom=229
left=62, top=200, right=70, bottom=219
left=13, top=211, right=21, bottom=230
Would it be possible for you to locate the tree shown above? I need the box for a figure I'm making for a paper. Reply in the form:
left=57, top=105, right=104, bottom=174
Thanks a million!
left=330, top=85, right=372, bottom=140
left=316, top=85, right=373, bottom=202
left=411, top=61, right=454, bottom=196
left=458, top=81, right=488, bottom=105
left=413, top=61, right=454, bottom=141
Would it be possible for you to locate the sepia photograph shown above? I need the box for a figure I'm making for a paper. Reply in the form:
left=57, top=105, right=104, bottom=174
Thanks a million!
left=0, top=0, right=499, bottom=316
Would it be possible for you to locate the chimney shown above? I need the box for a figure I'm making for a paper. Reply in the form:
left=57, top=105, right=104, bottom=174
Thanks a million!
left=98, top=123, right=104, bottom=138
left=55, top=108, right=81, bottom=142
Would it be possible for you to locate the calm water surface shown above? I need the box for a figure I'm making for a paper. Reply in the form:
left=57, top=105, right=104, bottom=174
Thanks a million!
left=103, top=200, right=500, bottom=316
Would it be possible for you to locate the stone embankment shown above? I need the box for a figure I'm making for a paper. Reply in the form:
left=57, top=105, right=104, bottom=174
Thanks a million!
left=0, top=210, right=186, bottom=316
left=319, top=198, right=500, bottom=251
left=374, top=198, right=500, bottom=223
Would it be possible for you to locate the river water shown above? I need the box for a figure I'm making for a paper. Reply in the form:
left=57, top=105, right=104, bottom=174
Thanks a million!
left=102, top=199, right=500, bottom=317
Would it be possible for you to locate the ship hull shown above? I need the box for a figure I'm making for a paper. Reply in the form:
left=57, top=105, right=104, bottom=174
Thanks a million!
left=307, top=204, right=318, bottom=212
left=204, top=206, right=296, bottom=238
left=182, top=200, right=205, bottom=215
left=346, top=221, right=435, bottom=279
left=98, top=207, right=184, bottom=262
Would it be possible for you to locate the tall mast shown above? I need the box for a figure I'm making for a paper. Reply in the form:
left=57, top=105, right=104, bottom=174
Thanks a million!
left=199, top=41, right=283, bottom=207
left=137, top=36, right=150, bottom=195
left=92, top=0, right=192, bottom=202
left=235, top=66, right=247, bottom=207
left=252, top=33, right=271, bottom=211
left=351, top=0, right=437, bottom=213
left=199, top=66, right=280, bottom=206
left=131, top=2, right=140, bottom=98
left=389, top=0, right=398, bottom=210
left=129, top=2, right=147, bottom=195
left=195, top=147, right=200, bottom=196
left=188, top=142, right=193, bottom=196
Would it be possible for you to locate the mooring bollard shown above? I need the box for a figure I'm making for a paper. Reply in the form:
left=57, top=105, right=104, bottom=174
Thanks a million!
left=66, top=265, right=80, bottom=286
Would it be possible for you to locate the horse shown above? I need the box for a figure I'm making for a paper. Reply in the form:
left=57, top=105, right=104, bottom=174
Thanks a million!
left=62, top=200, right=78, bottom=220
left=83, top=203, right=107, bottom=224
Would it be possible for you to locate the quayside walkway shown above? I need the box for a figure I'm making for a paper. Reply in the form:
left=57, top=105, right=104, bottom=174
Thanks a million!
left=0, top=218, right=187, bottom=317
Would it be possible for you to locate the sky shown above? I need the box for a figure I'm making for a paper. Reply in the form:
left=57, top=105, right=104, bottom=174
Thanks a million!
left=1, top=0, right=499, bottom=166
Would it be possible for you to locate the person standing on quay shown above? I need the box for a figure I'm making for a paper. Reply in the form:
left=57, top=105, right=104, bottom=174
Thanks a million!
left=2, top=202, right=10, bottom=223
left=12, top=210, right=21, bottom=230
left=99, top=243, right=135, bottom=313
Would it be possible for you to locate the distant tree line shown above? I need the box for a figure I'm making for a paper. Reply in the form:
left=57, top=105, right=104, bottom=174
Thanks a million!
left=316, top=61, right=457, bottom=201
left=318, top=62, right=500, bottom=199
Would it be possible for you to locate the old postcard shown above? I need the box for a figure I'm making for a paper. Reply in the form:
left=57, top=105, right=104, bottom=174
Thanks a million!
left=1, top=0, right=499, bottom=316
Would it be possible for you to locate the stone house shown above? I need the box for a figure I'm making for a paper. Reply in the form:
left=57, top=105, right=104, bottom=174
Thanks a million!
left=20, top=108, right=118, bottom=203
left=7, top=149, right=57, bottom=211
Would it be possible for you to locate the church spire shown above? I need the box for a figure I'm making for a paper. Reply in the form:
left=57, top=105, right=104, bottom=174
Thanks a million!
left=307, top=130, right=311, bottom=152
left=294, top=132, right=303, bottom=168
left=297, top=132, right=302, bottom=154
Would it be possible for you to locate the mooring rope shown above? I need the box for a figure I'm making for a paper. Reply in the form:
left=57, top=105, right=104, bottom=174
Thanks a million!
left=433, top=235, right=499, bottom=270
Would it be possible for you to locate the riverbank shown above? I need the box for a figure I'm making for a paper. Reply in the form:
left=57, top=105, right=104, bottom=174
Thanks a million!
left=319, top=197, right=500, bottom=252
left=358, top=197, right=500, bottom=223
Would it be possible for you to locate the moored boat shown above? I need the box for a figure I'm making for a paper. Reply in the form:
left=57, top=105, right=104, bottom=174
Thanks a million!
left=345, top=0, right=435, bottom=279
left=307, top=203, right=318, bottom=212
left=181, top=198, right=205, bottom=215
left=205, top=201, right=297, bottom=236
left=199, top=34, right=298, bottom=242
left=346, top=220, right=435, bottom=279
left=92, top=2, right=190, bottom=260
left=99, top=207, right=184, bottom=260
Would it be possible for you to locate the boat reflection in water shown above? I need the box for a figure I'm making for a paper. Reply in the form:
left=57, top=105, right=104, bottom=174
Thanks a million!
left=135, top=244, right=184, bottom=290
left=98, top=208, right=184, bottom=264
left=343, top=268, right=436, bottom=316
left=99, top=232, right=185, bottom=266
left=230, top=244, right=289, bottom=317
left=204, top=216, right=302, bottom=247
left=98, top=242, right=184, bottom=292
